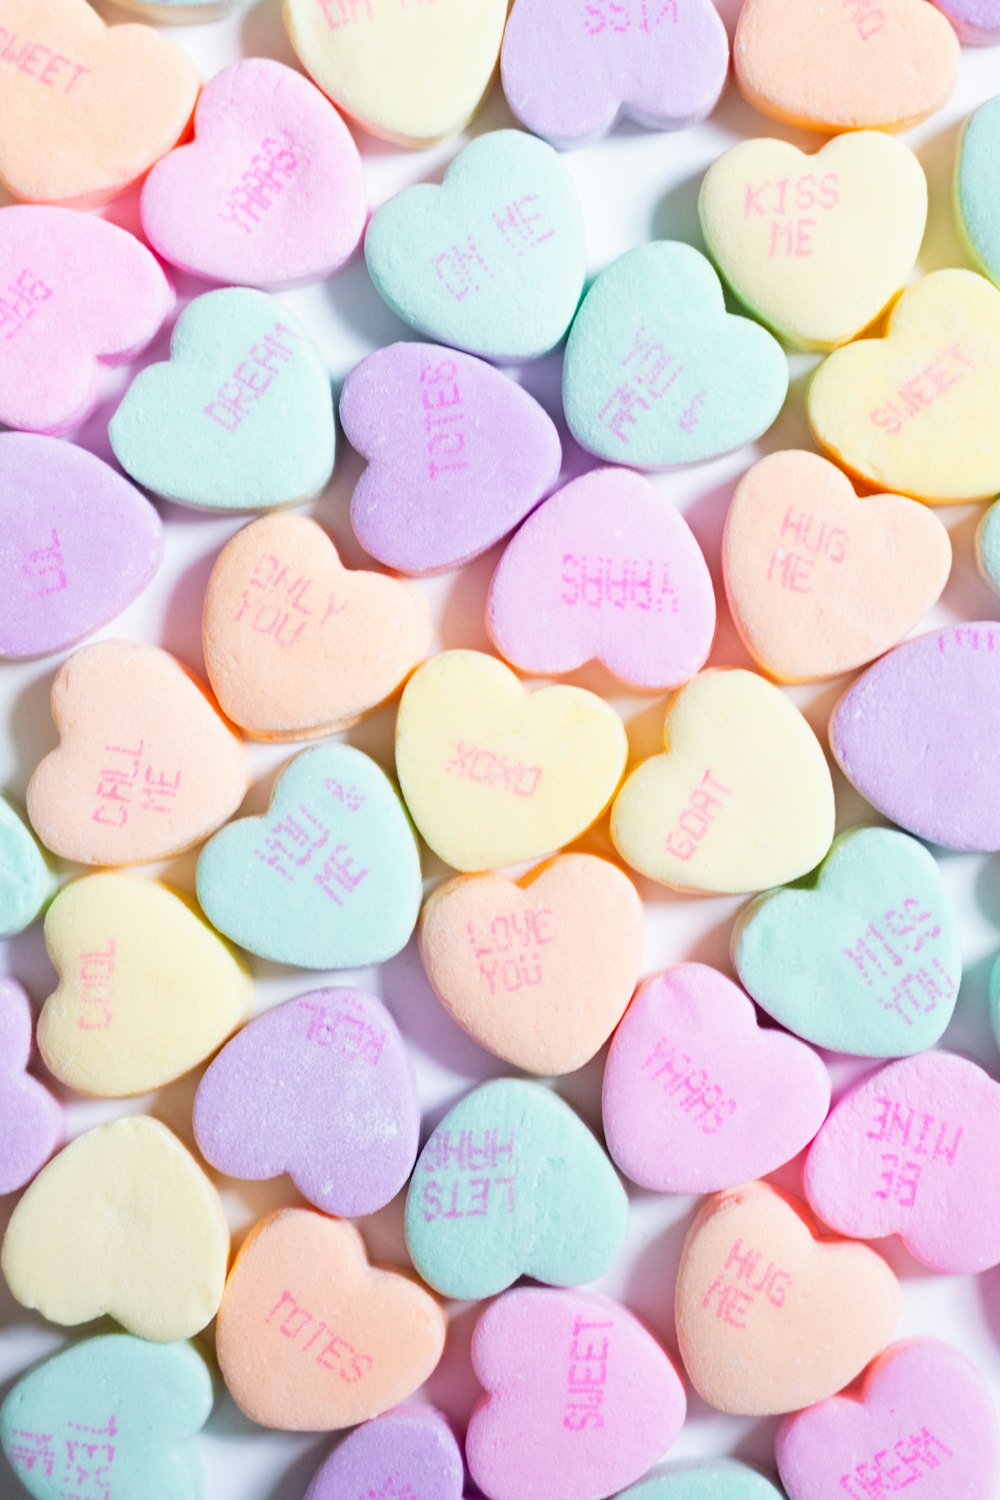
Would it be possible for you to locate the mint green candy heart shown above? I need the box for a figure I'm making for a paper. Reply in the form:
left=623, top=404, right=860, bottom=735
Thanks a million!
left=955, top=96, right=1000, bottom=291
left=988, top=951, right=1000, bottom=1057
left=108, top=288, right=334, bottom=511
left=0, top=793, right=55, bottom=937
left=733, top=826, right=961, bottom=1057
left=563, top=241, right=788, bottom=466
left=404, top=1078, right=627, bottom=1299
left=196, top=743, right=421, bottom=969
left=364, top=129, right=586, bottom=360
left=621, top=1461, right=785, bottom=1499
left=976, top=501, right=1000, bottom=595
left=0, top=1334, right=212, bottom=1500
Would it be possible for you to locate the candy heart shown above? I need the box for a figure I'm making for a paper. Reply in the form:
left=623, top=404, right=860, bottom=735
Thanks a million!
left=2, top=1115, right=229, bottom=1341
left=0, top=793, right=55, bottom=937
left=215, top=1208, right=445, bottom=1431
left=110, top=0, right=244, bottom=17
left=419, top=853, right=644, bottom=1075
left=395, top=650, right=628, bottom=872
left=141, top=58, right=365, bottom=289
left=956, top=97, right=1000, bottom=291
left=610, top=669, right=834, bottom=894
left=808, top=270, right=1000, bottom=504
left=404, top=1078, right=628, bottom=1299
left=776, top=1340, right=1000, bottom=1500
left=108, top=289, right=335, bottom=512
left=364, top=130, right=586, bottom=361
left=0, top=0, right=199, bottom=207
left=990, top=951, right=1000, bottom=1054
left=202, top=513, right=432, bottom=741
left=733, top=0, right=959, bottom=133
left=466, top=1287, right=686, bottom=1500
left=500, top=0, right=728, bottom=147
left=733, top=827, right=961, bottom=1056
left=0, top=977, right=61, bottom=1195
left=340, top=342, right=562, bottom=575
left=194, top=987, right=420, bottom=1217
left=619, top=1463, right=785, bottom=1500
left=977, top=501, right=1000, bottom=595
left=933, top=0, right=1000, bottom=41
left=602, top=964, right=830, bottom=1194
left=304, top=1405, right=465, bottom=1500
left=487, top=468, right=716, bottom=691
left=196, top=743, right=421, bottom=969
left=0, top=207, right=172, bottom=435
left=722, top=451, right=951, bottom=683
left=562, top=242, right=788, bottom=467
left=699, top=133, right=927, bottom=351
left=675, top=1181, right=900, bottom=1416
left=37, top=874, right=252, bottom=1098
left=27, top=640, right=251, bottom=867
left=0, top=1334, right=213, bottom=1500
left=283, top=0, right=507, bottom=148
left=829, top=622, right=1000, bottom=850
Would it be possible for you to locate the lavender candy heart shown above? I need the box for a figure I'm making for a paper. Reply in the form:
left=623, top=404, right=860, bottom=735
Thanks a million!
left=0, top=433, right=163, bottom=659
left=340, top=342, right=561, bottom=575
left=192, top=988, right=420, bottom=1218
left=304, top=1405, right=465, bottom=1500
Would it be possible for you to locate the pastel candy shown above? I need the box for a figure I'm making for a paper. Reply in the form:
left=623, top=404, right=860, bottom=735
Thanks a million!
left=562, top=242, right=788, bottom=467
left=141, top=59, right=365, bottom=288
left=610, top=669, right=835, bottom=894
left=215, top=1208, right=445, bottom=1431
left=2, top=1116, right=229, bottom=1342
left=602, top=964, right=830, bottom=1194
left=722, top=451, right=951, bottom=684
left=340, top=342, right=562, bottom=575
left=0, top=793, right=55, bottom=937
left=956, top=97, right=1000, bottom=290
left=27, top=641, right=251, bottom=867
left=364, top=131, right=586, bottom=361
left=108, top=0, right=244, bottom=18
left=196, top=743, right=421, bottom=969
left=675, top=1182, right=900, bottom=1417
left=395, top=650, right=628, bottom=872
left=733, top=828, right=961, bottom=1057
left=0, top=978, right=61, bottom=1196
left=487, top=468, right=716, bottom=691
left=109, top=289, right=335, bottom=512
left=990, top=951, right=1000, bottom=1054
left=304, top=1406, right=464, bottom=1500
left=404, top=1078, right=628, bottom=1299
left=932, top=0, right=1000, bottom=41
left=618, top=1464, right=785, bottom=1500
left=976, top=502, right=1000, bottom=594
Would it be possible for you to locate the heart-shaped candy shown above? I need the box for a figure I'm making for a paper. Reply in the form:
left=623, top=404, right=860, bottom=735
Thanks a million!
left=933, top=0, right=1000, bottom=41
left=723, top=451, right=951, bottom=684
left=37, top=874, right=252, bottom=1098
left=611, top=669, right=835, bottom=894
left=990, top=951, right=1000, bottom=1053
left=364, top=130, right=586, bottom=361
left=109, top=288, right=335, bottom=511
left=675, top=1182, right=900, bottom=1416
left=618, top=1464, right=785, bottom=1500
left=395, top=650, right=628, bottom=872
left=27, top=640, right=251, bottom=867
left=0, top=207, right=172, bottom=435
left=340, top=342, right=562, bottom=575
left=563, top=242, right=788, bottom=467
left=977, top=502, right=1000, bottom=595
left=956, top=96, right=1000, bottom=291
left=202, top=513, right=432, bottom=740
left=500, top=0, right=728, bottom=147
left=0, top=1334, right=213, bottom=1500
left=467, top=1287, right=686, bottom=1500
left=2, top=1115, right=229, bottom=1341
left=141, top=58, right=365, bottom=288
left=304, top=1405, right=465, bottom=1500
left=733, top=0, right=959, bottom=133
left=404, top=1078, right=628, bottom=1299
left=216, top=1208, right=445, bottom=1431
left=733, top=827, right=961, bottom=1056
left=194, top=987, right=420, bottom=1217
left=0, top=977, right=61, bottom=1195
left=196, top=743, right=422, bottom=968
left=0, top=793, right=55, bottom=937
left=603, top=964, right=830, bottom=1194
left=419, top=853, right=643, bottom=1075
left=0, top=0, right=199, bottom=206
left=487, top=468, right=716, bottom=691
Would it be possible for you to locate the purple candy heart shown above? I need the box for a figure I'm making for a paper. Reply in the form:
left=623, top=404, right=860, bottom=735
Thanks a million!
left=193, top=988, right=420, bottom=1217
left=340, top=342, right=561, bottom=576
left=932, top=0, right=1000, bottom=43
left=304, top=1405, right=465, bottom=1500
left=0, top=977, right=62, bottom=1195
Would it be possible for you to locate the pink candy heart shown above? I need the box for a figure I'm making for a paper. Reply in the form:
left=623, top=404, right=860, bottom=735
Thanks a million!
left=0, top=978, right=62, bottom=1195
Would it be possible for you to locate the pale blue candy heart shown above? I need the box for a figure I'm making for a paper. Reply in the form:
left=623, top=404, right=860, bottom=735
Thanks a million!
left=196, top=744, right=421, bottom=969
left=0, top=1334, right=212, bottom=1500
left=108, top=288, right=334, bottom=512
left=563, top=241, right=788, bottom=466
left=620, top=1460, right=785, bottom=1499
left=404, top=1077, right=627, bottom=1299
left=956, top=96, right=1000, bottom=290
left=976, top=501, right=1000, bottom=594
left=988, top=951, right=1000, bottom=1057
left=0, top=793, right=55, bottom=938
left=733, top=826, right=961, bottom=1057
left=364, top=129, right=586, bottom=361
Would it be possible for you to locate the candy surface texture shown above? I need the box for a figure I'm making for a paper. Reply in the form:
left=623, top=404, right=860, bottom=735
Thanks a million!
left=303, top=1405, right=465, bottom=1500
left=0, top=977, right=61, bottom=1196
left=0, top=794, right=55, bottom=938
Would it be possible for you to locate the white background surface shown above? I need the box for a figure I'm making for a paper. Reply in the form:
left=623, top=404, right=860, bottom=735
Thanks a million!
left=4, top=2, right=1000, bottom=1496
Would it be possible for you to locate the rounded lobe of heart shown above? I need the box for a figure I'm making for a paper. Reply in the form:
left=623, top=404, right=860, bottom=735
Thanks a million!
left=722, top=450, right=951, bottom=682
left=979, top=502, right=1000, bottom=596
left=675, top=1182, right=900, bottom=1417
left=956, top=97, right=1000, bottom=290
left=1, top=1116, right=230, bottom=1342
left=215, top=1208, right=446, bottom=1431
left=0, top=978, right=63, bottom=1195
left=616, top=1461, right=786, bottom=1499
left=0, top=793, right=55, bottom=939
left=934, top=0, right=1000, bottom=42
left=304, top=1405, right=465, bottom=1500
